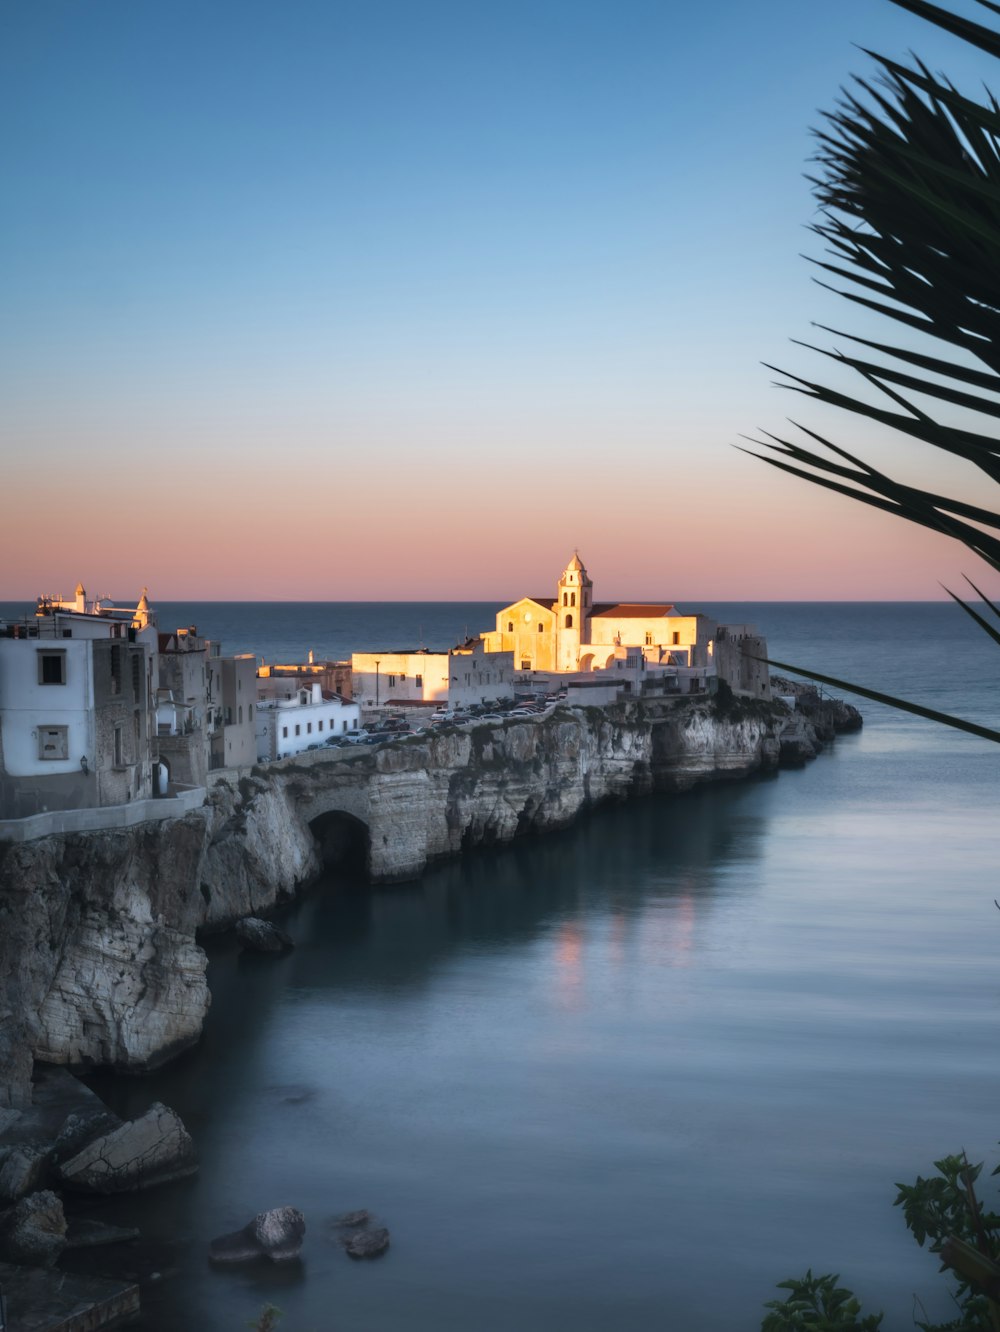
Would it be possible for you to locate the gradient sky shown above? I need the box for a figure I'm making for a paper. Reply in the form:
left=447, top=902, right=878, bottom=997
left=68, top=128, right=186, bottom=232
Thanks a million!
left=2, top=0, right=996, bottom=601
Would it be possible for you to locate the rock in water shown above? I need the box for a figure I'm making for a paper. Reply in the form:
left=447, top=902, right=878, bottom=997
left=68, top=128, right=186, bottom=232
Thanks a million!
left=56, top=1102, right=197, bottom=1193
left=343, top=1226, right=390, bottom=1259
left=332, top=1209, right=371, bottom=1228
left=0, top=1190, right=67, bottom=1266
left=235, top=917, right=294, bottom=953
left=209, top=1206, right=306, bottom=1264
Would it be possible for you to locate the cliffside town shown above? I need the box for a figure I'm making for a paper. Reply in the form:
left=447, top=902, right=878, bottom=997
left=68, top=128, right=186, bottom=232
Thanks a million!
left=0, top=558, right=862, bottom=1108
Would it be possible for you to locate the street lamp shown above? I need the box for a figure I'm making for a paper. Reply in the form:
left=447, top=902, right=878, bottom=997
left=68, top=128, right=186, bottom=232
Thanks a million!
left=374, top=660, right=380, bottom=708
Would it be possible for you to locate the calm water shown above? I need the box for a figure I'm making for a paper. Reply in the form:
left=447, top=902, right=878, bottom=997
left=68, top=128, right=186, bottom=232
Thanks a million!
left=27, top=602, right=1000, bottom=1329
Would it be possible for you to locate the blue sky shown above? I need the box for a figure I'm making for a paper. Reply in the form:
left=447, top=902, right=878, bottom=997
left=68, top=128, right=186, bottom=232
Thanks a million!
left=2, top=0, right=996, bottom=599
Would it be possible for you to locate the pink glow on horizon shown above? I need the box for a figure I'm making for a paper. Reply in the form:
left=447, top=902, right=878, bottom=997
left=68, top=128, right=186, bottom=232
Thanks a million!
left=0, top=465, right=987, bottom=602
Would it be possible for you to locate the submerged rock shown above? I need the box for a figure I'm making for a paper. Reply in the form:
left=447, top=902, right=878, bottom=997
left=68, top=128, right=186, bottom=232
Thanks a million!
left=57, top=1102, right=197, bottom=1193
left=331, top=1208, right=371, bottom=1228
left=65, top=1217, right=141, bottom=1248
left=0, top=1189, right=66, bottom=1267
left=235, top=917, right=295, bottom=953
left=209, top=1206, right=306, bottom=1264
left=343, top=1226, right=390, bottom=1259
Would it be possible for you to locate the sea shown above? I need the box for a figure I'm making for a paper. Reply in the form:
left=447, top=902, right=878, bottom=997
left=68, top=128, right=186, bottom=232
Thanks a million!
left=5, top=600, right=999, bottom=1331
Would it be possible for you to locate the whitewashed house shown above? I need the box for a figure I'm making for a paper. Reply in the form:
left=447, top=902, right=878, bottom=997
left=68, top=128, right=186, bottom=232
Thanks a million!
left=255, top=683, right=360, bottom=761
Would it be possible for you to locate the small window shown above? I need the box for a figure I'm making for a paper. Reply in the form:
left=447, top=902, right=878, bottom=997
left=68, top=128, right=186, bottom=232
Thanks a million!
left=538, top=623, right=544, bottom=633
left=282, top=726, right=288, bottom=739
left=571, top=592, right=576, bottom=607
left=132, top=653, right=142, bottom=701
left=388, top=674, right=397, bottom=688
left=238, top=706, right=243, bottom=724
left=307, top=722, right=312, bottom=734
left=565, top=614, right=573, bottom=629
left=318, top=719, right=324, bottom=731
left=507, top=621, right=513, bottom=633
left=249, top=703, right=253, bottom=719
left=38, top=651, right=66, bottom=685
left=295, top=724, right=301, bottom=736
left=672, top=631, right=680, bottom=645
left=415, top=674, right=423, bottom=687
left=110, top=644, right=123, bottom=695
left=645, top=632, right=653, bottom=646
left=38, top=725, right=68, bottom=760
left=114, top=725, right=124, bottom=766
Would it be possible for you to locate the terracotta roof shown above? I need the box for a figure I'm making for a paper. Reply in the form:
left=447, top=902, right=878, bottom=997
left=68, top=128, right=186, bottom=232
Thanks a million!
left=590, top=602, right=675, bottom=618
left=526, top=597, right=554, bottom=609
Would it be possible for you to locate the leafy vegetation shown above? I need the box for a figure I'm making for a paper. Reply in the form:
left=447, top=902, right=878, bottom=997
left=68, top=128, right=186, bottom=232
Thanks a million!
left=763, top=1152, right=1000, bottom=1331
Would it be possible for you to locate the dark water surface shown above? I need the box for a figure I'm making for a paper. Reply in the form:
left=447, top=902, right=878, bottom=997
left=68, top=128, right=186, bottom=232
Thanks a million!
left=45, top=603, right=1000, bottom=1329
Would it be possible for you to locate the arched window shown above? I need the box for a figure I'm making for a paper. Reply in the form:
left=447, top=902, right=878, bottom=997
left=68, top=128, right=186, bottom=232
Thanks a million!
left=538, top=622, right=544, bottom=633
left=563, top=592, right=568, bottom=606
left=571, top=592, right=576, bottom=607
left=565, top=614, right=573, bottom=629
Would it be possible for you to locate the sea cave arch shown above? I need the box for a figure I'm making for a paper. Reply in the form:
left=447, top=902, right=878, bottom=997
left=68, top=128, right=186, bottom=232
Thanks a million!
left=309, top=809, right=371, bottom=880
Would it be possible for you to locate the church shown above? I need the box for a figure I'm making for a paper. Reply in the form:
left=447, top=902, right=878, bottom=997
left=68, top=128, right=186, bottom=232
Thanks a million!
left=482, top=553, right=716, bottom=675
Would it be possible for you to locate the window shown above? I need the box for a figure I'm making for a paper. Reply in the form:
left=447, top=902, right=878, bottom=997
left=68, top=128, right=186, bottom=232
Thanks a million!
left=307, top=722, right=312, bottom=734
left=565, top=614, right=573, bottom=629
left=131, top=653, right=142, bottom=701
left=388, top=674, right=397, bottom=687
left=295, top=724, right=301, bottom=736
left=114, top=725, right=124, bottom=766
left=318, top=719, right=323, bottom=731
left=507, top=621, right=513, bottom=632
left=645, top=632, right=653, bottom=646
left=282, top=727, right=288, bottom=739
left=249, top=704, right=253, bottom=719
left=562, top=593, right=567, bottom=606
left=238, top=706, right=243, bottom=724
left=38, top=725, right=68, bottom=761
left=110, top=644, right=123, bottom=695
left=672, top=631, right=680, bottom=645
left=415, top=673, right=423, bottom=687
left=538, top=623, right=544, bottom=633
left=37, top=651, right=66, bottom=685
left=571, top=592, right=576, bottom=607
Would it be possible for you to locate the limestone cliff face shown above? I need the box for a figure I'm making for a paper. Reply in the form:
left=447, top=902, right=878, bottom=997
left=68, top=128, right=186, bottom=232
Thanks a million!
left=0, top=697, right=820, bottom=1106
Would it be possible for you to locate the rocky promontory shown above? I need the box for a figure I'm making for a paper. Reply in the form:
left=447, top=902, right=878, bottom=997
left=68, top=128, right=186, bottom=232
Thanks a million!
left=0, top=692, right=859, bottom=1107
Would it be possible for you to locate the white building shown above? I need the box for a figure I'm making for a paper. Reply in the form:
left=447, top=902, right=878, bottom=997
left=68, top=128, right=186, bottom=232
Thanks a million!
left=255, top=682, right=360, bottom=760
left=0, top=586, right=158, bottom=819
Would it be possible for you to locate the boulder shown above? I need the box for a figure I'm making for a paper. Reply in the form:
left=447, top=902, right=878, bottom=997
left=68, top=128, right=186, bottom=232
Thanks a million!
left=235, top=917, right=294, bottom=953
left=65, top=1217, right=141, bottom=1248
left=332, top=1209, right=371, bottom=1228
left=0, top=1190, right=66, bottom=1267
left=56, top=1102, right=197, bottom=1193
left=343, top=1226, right=390, bottom=1259
left=209, top=1206, right=306, bottom=1264
left=53, top=1108, right=124, bottom=1165
left=0, top=1143, right=52, bottom=1201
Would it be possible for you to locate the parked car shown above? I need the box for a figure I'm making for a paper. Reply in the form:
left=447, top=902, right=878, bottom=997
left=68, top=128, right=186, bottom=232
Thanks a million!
left=342, top=730, right=369, bottom=744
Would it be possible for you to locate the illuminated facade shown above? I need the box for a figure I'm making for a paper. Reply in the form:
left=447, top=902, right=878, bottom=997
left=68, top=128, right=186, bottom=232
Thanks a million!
left=482, top=554, right=716, bottom=674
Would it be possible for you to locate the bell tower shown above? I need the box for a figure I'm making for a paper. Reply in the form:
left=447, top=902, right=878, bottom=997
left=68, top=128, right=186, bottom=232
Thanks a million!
left=555, top=552, right=592, bottom=672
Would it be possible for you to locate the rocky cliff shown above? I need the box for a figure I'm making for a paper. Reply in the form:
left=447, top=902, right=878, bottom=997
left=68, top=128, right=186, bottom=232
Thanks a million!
left=0, top=694, right=856, bottom=1107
